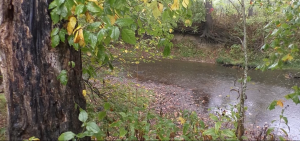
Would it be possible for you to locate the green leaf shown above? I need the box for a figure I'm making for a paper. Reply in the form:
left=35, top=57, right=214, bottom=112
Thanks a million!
left=221, top=129, right=235, bottom=137
left=75, top=4, right=85, bottom=15
left=79, top=109, right=88, bottom=122
left=210, top=114, right=219, bottom=121
left=163, top=45, right=171, bottom=56
left=119, top=112, right=127, bottom=118
left=215, top=122, right=221, bottom=133
left=59, top=29, right=67, bottom=43
left=65, top=0, right=75, bottom=11
left=282, top=116, right=288, bottom=125
left=200, top=120, right=205, bottom=128
left=279, top=136, right=285, bottom=141
left=58, top=5, right=68, bottom=18
left=98, top=111, right=106, bottom=121
left=268, top=100, right=277, bottom=110
left=83, top=31, right=98, bottom=49
left=87, top=22, right=102, bottom=30
left=57, top=70, right=68, bottom=85
left=149, top=1, right=161, bottom=18
left=110, top=120, right=121, bottom=127
left=115, top=18, right=134, bottom=27
left=86, top=121, right=100, bottom=133
left=271, top=29, right=279, bottom=35
left=261, top=44, right=270, bottom=50
left=104, top=102, right=110, bottom=110
left=51, top=28, right=60, bottom=37
left=110, top=26, right=120, bottom=41
left=86, top=2, right=102, bottom=13
left=58, top=131, right=75, bottom=141
left=119, top=127, right=127, bottom=137
left=266, top=127, right=275, bottom=136
left=121, top=29, right=136, bottom=45
left=97, top=29, right=106, bottom=43
left=280, top=128, right=288, bottom=137
left=51, top=35, right=60, bottom=48
left=183, top=123, right=189, bottom=135
left=285, top=93, right=300, bottom=104
left=203, top=128, right=216, bottom=136
left=55, top=0, right=65, bottom=6
left=50, top=11, right=60, bottom=25
left=49, top=1, right=57, bottom=9
left=68, top=61, right=75, bottom=68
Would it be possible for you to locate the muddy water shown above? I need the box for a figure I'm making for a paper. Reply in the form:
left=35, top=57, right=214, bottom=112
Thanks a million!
left=127, top=59, right=300, bottom=139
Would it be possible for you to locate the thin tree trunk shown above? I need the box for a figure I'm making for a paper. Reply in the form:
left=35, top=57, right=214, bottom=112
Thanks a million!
left=248, top=0, right=254, bottom=17
left=236, top=0, right=247, bottom=140
left=0, top=0, right=86, bottom=140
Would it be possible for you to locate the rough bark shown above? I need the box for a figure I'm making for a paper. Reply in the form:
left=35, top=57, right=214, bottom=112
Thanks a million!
left=200, top=0, right=213, bottom=38
left=0, top=0, right=86, bottom=140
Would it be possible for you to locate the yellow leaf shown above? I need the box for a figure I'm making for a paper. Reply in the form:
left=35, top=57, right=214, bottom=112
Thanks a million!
left=171, top=0, right=179, bottom=10
left=158, top=3, right=164, bottom=13
left=177, top=117, right=186, bottom=124
left=169, top=29, right=173, bottom=33
left=282, top=54, right=293, bottom=62
left=108, top=15, right=116, bottom=25
left=71, top=5, right=76, bottom=15
left=277, top=23, right=281, bottom=27
left=78, top=29, right=85, bottom=46
left=157, top=20, right=161, bottom=24
left=74, top=31, right=80, bottom=43
left=277, top=100, right=284, bottom=108
left=74, top=28, right=84, bottom=44
left=82, top=90, right=87, bottom=97
left=85, top=12, right=94, bottom=23
left=124, top=50, right=128, bottom=53
left=185, top=19, right=191, bottom=26
left=29, top=136, right=40, bottom=141
left=72, top=25, right=82, bottom=35
left=67, top=17, right=77, bottom=35
left=182, top=0, right=189, bottom=8
left=78, top=29, right=84, bottom=40
left=143, top=0, right=147, bottom=4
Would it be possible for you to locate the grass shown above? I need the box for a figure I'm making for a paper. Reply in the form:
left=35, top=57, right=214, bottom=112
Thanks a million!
left=0, top=93, right=6, bottom=140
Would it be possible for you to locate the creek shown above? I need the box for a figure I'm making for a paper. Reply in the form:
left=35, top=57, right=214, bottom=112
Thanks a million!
left=126, top=59, right=300, bottom=139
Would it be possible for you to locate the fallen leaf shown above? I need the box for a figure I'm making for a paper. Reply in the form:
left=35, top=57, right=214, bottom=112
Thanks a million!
left=277, top=100, right=284, bottom=107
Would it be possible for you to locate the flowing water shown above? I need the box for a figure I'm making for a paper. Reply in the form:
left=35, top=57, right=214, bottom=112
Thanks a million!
left=126, top=59, right=300, bottom=139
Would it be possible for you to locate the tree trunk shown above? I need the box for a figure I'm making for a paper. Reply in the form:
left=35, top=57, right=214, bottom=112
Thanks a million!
left=248, top=0, right=254, bottom=17
left=0, top=0, right=86, bottom=140
left=236, top=0, right=247, bottom=140
left=200, top=0, right=213, bottom=38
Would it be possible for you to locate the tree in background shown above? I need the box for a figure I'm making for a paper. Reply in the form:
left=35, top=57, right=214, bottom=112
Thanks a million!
left=200, top=0, right=213, bottom=38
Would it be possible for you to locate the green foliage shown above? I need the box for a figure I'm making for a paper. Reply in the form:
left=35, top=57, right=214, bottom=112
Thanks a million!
left=57, top=70, right=68, bottom=85
left=49, top=0, right=195, bottom=78
left=285, top=86, right=300, bottom=104
left=259, top=0, right=300, bottom=70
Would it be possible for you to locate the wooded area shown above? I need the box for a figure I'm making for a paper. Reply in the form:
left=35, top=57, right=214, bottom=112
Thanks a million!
left=0, top=0, right=299, bottom=140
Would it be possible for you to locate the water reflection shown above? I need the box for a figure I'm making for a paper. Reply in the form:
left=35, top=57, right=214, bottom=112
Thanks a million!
left=125, top=59, right=300, bottom=139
